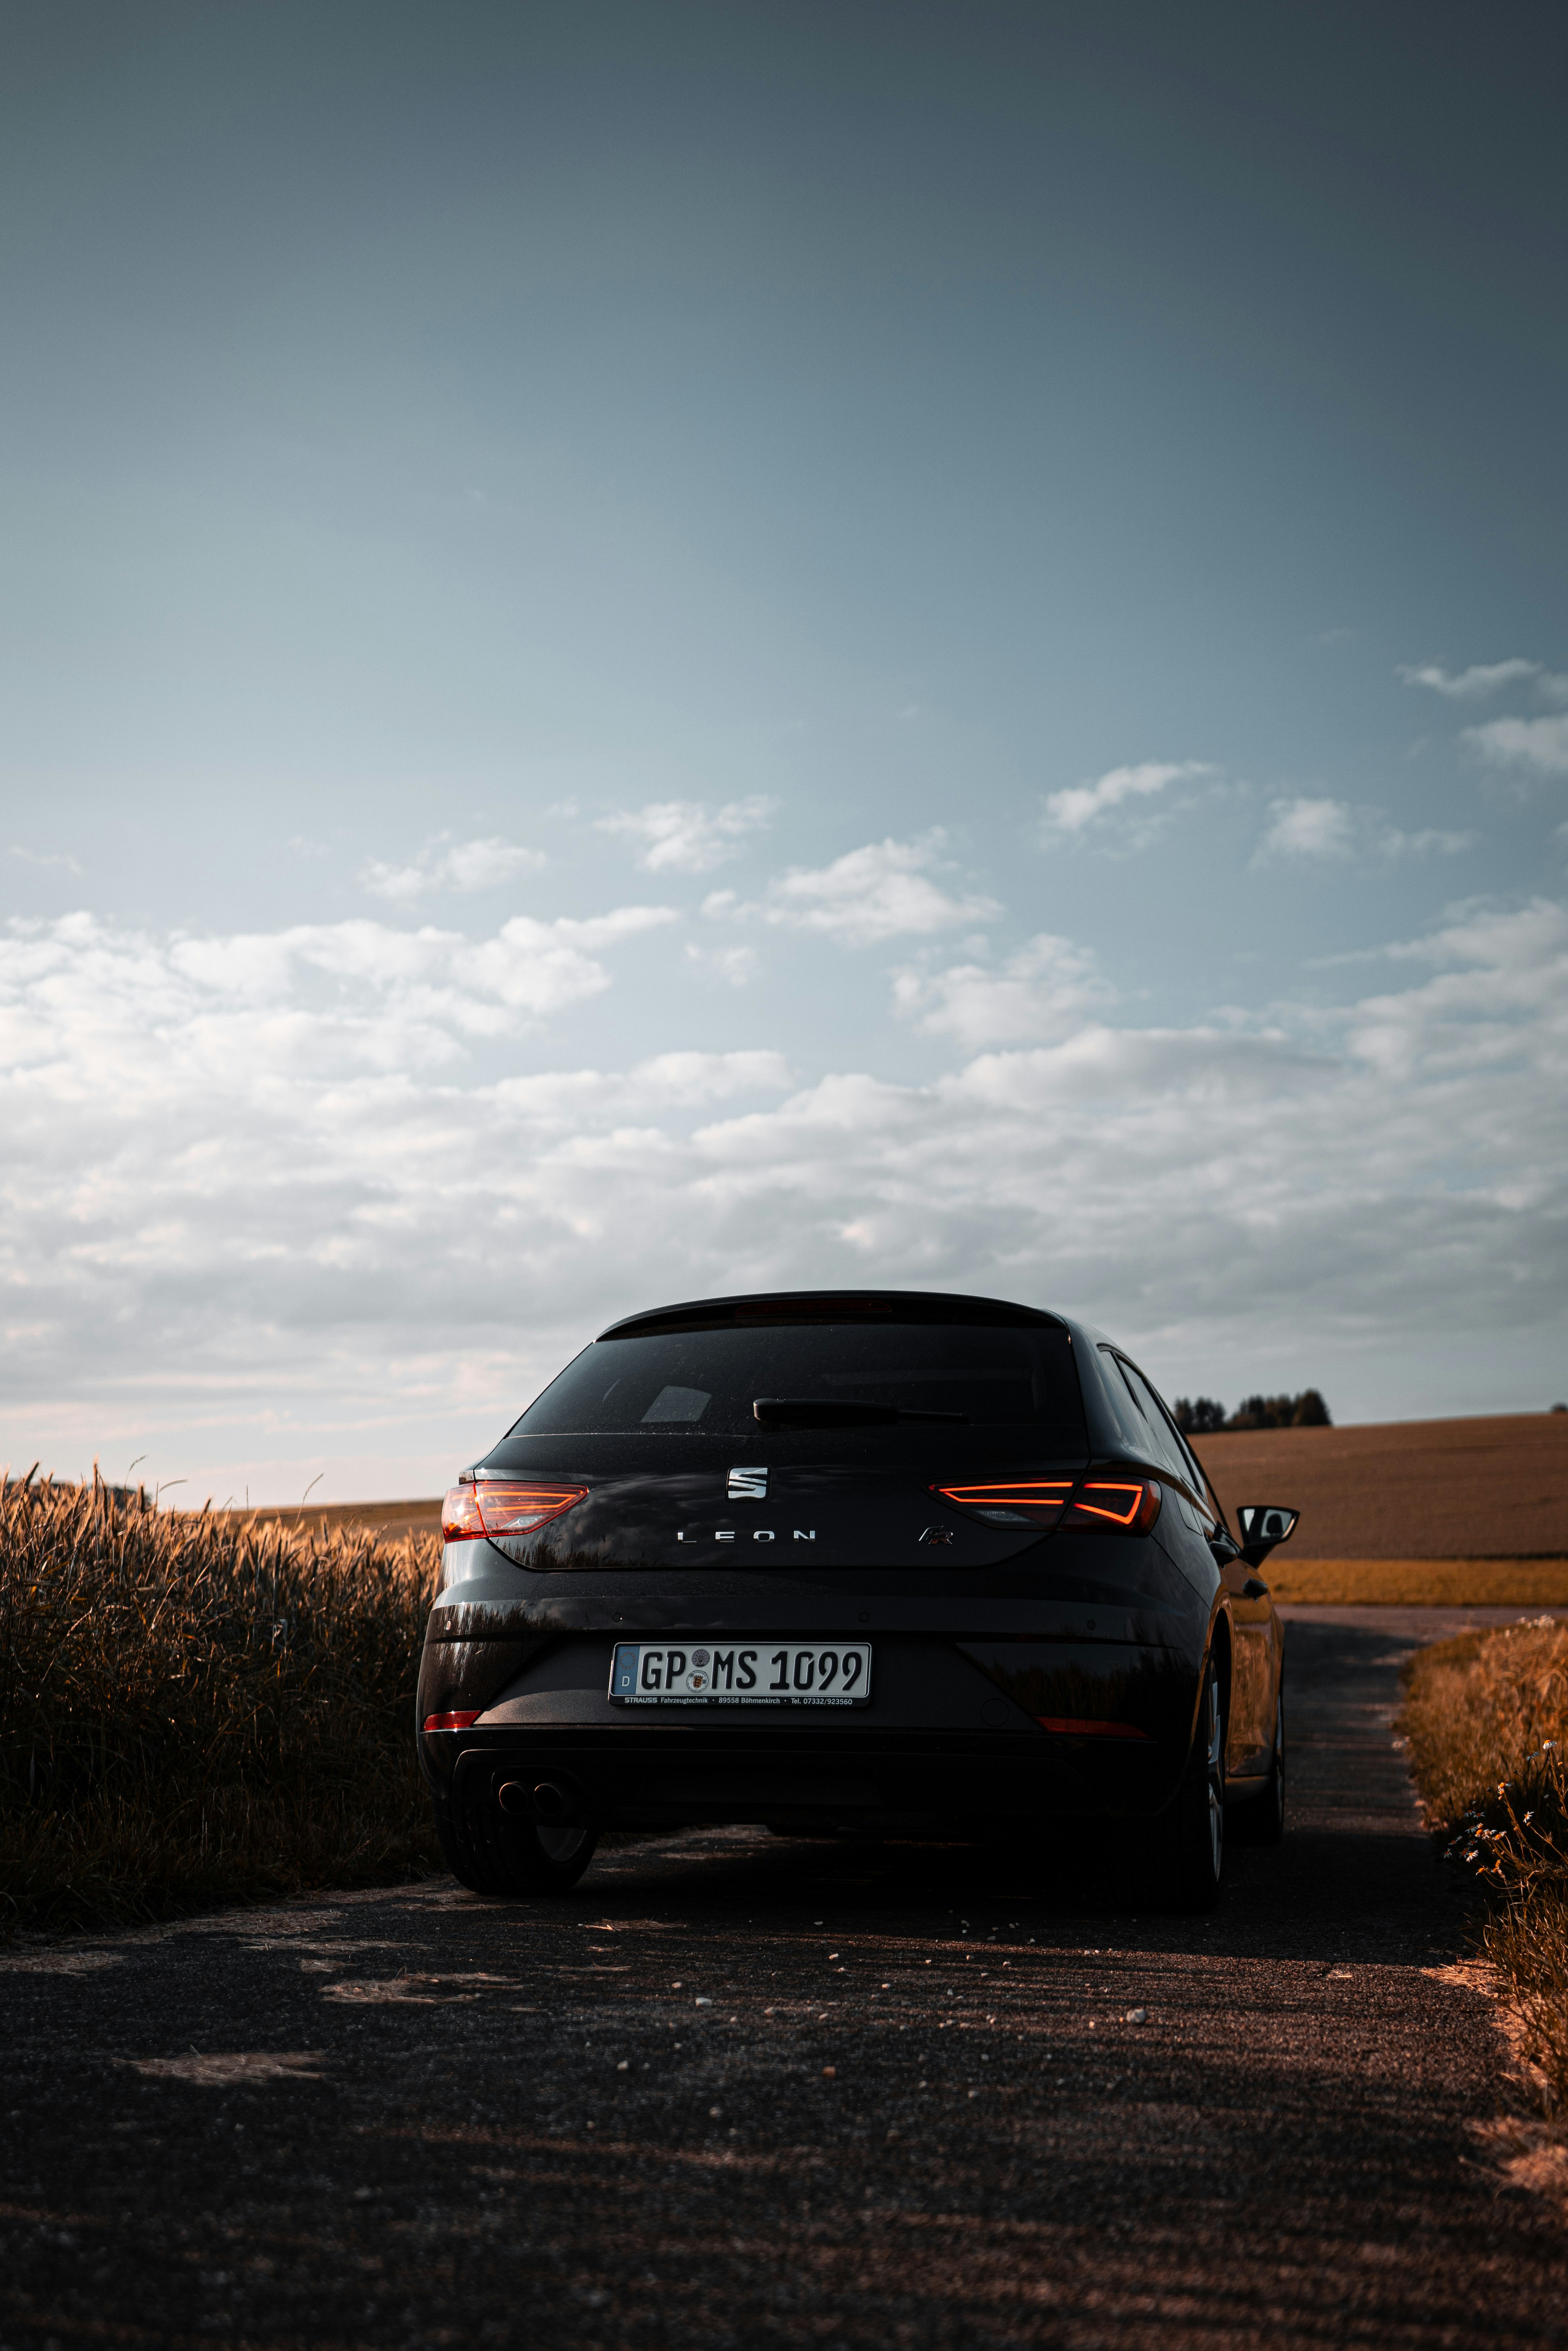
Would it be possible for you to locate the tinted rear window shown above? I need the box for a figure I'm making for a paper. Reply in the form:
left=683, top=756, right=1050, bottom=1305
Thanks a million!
left=511, top=1321, right=1088, bottom=1454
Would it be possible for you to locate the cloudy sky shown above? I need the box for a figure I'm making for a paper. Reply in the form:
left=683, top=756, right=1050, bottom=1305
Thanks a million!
left=2, top=2, right=1566, bottom=1501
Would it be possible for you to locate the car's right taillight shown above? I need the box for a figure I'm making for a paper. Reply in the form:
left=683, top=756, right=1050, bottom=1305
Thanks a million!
left=441, top=1481, right=588, bottom=1543
left=930, top=1474, right=1162, bottom=1535
left=930, top=1480, right=1075, bottom=1528
left=1063, top=1477, right=1163, bottom=1535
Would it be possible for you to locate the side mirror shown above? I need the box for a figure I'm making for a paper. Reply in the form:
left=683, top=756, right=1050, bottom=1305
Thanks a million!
left=1236, top=1504, right=1298, bottom=1567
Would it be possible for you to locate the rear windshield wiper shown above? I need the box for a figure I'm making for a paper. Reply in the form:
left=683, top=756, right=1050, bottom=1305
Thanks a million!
left=752, top=1396, right=969, bottom=1428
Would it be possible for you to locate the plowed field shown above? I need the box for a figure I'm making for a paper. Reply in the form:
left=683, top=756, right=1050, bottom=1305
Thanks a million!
left=1190, top=1410, right=1568, bottom=1559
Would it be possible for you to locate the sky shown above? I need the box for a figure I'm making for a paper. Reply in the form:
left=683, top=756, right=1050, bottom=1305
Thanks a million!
left=2, top=0, right=1565, bottom=1502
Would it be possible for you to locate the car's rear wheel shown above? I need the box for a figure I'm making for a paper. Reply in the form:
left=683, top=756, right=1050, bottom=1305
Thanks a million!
left=1117, top=1659, right=1224, bottom=1912
left=433, top=1792, right=598, bottom=1896
left=1229, top=1687, right=1285, bottom=1847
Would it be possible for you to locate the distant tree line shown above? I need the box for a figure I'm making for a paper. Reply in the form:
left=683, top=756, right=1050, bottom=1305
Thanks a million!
left=1172, top=1390, right=1331, bottom=1436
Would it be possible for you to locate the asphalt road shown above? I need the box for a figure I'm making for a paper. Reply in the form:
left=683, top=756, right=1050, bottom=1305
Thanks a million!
left=4, top=1608, right=1567, bottom=2350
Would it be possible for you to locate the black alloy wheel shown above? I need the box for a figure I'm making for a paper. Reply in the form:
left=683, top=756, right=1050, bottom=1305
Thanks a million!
left=1229, top=1686, right=1286, bottom=1847
left=1119, top=1657, right=1225, bottom=1913
left=433, top=1792, right=599, bottom=1896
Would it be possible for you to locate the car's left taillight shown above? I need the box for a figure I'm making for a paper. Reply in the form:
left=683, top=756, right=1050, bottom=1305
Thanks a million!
left=441, top=1480, right=589, bottom=1542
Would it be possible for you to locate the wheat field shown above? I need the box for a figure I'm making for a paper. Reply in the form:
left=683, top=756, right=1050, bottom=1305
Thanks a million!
left=0, top=1471, right=440, bottom=1933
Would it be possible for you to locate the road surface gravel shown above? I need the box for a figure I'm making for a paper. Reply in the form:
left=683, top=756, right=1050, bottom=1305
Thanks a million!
left=3, top=1607, right=1566, bottom=2349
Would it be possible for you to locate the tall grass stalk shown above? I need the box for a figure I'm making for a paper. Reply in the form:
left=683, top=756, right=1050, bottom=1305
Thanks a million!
left=1400, top=1618, right=1568, bottom=2114
left=0, top=1469, right=440, bottom=1933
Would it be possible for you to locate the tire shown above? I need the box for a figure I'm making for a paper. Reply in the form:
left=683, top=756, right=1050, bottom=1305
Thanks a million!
left=1117, top=1659, right=1225, bottom=1913
left=1229, top=1687, right=1285, bottom=1848
left=433, top=1791, right=598, bottom=1896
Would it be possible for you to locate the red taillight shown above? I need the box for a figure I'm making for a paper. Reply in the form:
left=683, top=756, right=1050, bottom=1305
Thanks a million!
left=441, top=1481, right=588, bottom=1543
left=933, top=1475, right=1163, bottom=1535
left=1064, top=1478, right=1162, bottom=1535
left=422, top=1710, right=482, bottom=1733
left=441, top=1486, right=484, bottom=1540
left=932, top=1480, right=1075, bottom=1528
left=1036, top=1715, right=1153, bottom=1740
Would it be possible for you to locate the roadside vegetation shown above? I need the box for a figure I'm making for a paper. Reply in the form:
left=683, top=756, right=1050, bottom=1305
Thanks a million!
left=0, top=1470, right=439, bottom=1934
left=1400, top=1619, right=1568, bottom=2115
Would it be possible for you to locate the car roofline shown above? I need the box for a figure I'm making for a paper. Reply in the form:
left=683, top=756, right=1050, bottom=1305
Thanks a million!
left=596, top=1288, right=1072, bottom=1343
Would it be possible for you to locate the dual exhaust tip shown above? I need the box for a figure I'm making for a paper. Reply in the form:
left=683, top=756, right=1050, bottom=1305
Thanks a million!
left=499, top=1778, right=571, bottom=1825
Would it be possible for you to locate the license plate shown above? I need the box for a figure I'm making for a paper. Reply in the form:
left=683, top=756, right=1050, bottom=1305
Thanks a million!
left=609, top=1640, right=873, bottom=1706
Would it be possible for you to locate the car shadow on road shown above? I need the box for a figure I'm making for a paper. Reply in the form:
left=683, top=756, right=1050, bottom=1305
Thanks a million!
left=582, top=1819, right=1467, bottom=1970
left=577, top=1616, right=1470, bottom=1969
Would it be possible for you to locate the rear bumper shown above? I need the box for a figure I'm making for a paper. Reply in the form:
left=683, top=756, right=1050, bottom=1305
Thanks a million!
left=415, top=1554, right=1214, bottom=1832
left=441, top=1721, right=1184, bottom=1830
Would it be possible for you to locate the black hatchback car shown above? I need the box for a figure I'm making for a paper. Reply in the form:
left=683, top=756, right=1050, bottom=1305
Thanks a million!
left=417, top=1290, right=1296, bottom=1911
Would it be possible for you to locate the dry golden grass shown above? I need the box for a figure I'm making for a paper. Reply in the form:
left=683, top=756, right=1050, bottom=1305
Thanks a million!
left=1400, top=1619, right=1568, bottom=2114
left=221, top=1496, right=442, bottom=1543
left=1269, top=1558, right=1568, bottom=1605
left=0, top=1471, right=440, bottom=1934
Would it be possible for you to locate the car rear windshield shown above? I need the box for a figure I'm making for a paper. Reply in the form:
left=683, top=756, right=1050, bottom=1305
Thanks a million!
left=510, top=1321, right=1088, bottom=1455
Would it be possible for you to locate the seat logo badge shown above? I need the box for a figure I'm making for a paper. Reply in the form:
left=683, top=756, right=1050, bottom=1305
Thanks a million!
left=919, top=1526, right=955, bottom=1546
left=727, top=1466, right=768, bottom=1500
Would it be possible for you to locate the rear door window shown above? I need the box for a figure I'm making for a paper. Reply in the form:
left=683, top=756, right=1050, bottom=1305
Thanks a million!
left=1112, top=1356, right=1195, bottom=1485
left=1093, top=1346, right=1154, bottom=1458
left=1119, top=1359, right=1221, bottom=1523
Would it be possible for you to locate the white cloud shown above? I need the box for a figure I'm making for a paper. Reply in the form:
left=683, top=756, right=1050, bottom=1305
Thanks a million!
left=704, top=834, right=999, bottom=947
left=1398, top=659, right=1541, bottom=700
left=492, top=1050, right=792, bottom=1123
left=1339, top=898, right=1568, bottom=1079
left=595, top=797, right=777, bottom=873
left=684, top=942, right=761, bottom=987
left=1257, top=797, right=1357, bottom=859
left=1040, top=762, right=1211, bottom=837
left=1365, top=894, right=1566, bottom=967
left=1256, top=800, right=1473, bottom=865
left=891, top=934, right=1112, bottom=1049
left=0, top=905, right=677, bottom=1094
left=360, top=835, right=548, bottom=902
left=10, top=846, right=83, bottom=873
left=1461, top=715, right=1568, bottom=779
left=1375, top=826, right=1475, bottom=858
left=4, top=895, right=1566, bottom=1500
